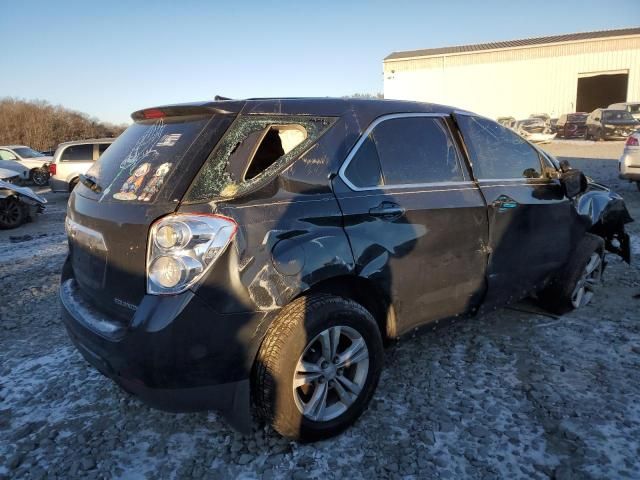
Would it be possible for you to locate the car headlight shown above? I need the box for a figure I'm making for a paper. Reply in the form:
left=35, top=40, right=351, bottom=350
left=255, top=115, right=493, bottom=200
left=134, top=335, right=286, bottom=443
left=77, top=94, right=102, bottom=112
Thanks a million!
left=147, top=214, right=237, bottom=295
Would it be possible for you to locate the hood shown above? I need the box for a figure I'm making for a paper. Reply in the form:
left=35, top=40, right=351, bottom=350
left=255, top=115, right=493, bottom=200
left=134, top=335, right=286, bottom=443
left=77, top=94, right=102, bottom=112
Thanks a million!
left=0, top=180, right=47, bottom=204
left=0, top=167, right=21, bottom=180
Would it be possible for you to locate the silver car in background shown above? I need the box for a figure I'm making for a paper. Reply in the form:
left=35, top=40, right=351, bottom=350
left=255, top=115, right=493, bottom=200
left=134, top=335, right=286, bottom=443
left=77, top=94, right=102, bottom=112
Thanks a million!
left=0, top=145, right=51, bottom=185
left=49, top=138, right=114, bottom=192
left=619, top=131, right=640, bottom=190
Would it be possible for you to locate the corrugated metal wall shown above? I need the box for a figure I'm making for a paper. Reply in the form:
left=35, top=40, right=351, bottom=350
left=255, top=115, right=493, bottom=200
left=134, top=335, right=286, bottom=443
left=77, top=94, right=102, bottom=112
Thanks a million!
left=383, top=36, right=640, bottom=119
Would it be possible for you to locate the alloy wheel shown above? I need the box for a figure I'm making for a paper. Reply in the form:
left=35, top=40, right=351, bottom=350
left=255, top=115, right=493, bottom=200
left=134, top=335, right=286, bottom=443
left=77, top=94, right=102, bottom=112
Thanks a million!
left=31, top=169, right=49, bottom=186
left=293, top=325, right=369, bottom=422
left=571, top=252, right=602, bottom=308
left=0, top=200, right=23, bottom=228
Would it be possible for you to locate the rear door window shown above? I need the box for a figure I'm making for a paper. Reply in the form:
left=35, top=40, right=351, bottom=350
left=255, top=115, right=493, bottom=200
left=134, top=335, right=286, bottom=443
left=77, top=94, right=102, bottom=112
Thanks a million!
left=455, top=115, right=543, bottom=180
left=0, top=149, right=17, bottom=161
left=342, top=115, right=464, bottom=189
left=61, top=144, right=93, bottom=162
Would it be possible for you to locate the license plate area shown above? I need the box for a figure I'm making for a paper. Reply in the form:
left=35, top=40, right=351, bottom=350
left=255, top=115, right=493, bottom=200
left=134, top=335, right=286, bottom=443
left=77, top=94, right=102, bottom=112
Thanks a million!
left=66, top=218, right=108, bottom=290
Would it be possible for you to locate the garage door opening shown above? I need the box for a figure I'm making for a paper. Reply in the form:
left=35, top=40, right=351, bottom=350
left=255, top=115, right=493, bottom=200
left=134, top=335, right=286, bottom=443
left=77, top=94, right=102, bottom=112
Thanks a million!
left=576, top=72, right=628, bottom=113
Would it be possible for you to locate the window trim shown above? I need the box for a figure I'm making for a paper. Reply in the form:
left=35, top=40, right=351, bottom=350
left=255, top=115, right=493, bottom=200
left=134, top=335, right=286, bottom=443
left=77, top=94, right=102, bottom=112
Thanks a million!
left=339, top=113, right=468, bottom=192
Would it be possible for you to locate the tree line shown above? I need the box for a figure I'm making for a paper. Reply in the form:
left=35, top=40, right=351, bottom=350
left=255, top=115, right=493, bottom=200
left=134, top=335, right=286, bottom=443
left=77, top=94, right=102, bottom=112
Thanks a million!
left=0, top=98, right=127, bottom=151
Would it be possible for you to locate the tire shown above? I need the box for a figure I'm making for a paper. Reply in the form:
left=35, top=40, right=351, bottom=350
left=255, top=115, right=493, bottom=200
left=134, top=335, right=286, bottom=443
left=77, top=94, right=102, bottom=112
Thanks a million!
left=69, top=178, right=79, bottom=191
left=584, top=129, right=590, bottom=141
left=597, top=129, right=605, bottom=142
left=253, top=293, right=384, bottom=441
left=30, top=168, right=49, bottom=186
left=538, top=233, right=604, bottom=315
left=0, top=198, right=26, bottom=229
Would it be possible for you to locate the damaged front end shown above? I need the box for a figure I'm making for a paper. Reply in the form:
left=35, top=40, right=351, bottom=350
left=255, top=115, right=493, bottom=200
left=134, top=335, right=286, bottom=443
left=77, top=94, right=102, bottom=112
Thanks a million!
left=577, top=180, right=634, bottom=263
left=0, top=179, right=46, bottom=229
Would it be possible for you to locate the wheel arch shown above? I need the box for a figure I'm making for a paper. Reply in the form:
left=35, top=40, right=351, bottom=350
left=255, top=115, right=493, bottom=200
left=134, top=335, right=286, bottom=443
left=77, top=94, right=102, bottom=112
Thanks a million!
left=297, top=274, right=398, bottom=342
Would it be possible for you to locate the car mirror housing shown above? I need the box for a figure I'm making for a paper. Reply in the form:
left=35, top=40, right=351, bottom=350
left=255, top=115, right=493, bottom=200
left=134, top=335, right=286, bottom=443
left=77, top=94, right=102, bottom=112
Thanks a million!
left=561, top=168, right=588, bottom=198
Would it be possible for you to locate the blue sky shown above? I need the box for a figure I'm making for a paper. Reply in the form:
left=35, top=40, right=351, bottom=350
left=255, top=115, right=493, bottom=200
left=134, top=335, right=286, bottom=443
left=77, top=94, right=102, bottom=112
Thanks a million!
left=1, top=0, right=637, bottom=124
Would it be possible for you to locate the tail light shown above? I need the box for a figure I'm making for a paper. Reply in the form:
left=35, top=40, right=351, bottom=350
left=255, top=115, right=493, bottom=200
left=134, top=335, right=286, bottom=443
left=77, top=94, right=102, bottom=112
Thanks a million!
left=147, top=214, right=237, bottom=295
left=625, top=136, right=639, bottom=146
left=49, top=163, right=56, bottom=175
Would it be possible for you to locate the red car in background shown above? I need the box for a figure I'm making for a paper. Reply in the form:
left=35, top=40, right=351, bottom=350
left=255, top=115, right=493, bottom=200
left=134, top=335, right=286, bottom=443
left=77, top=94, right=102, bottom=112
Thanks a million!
left=556, top=113, right=588, bottom=138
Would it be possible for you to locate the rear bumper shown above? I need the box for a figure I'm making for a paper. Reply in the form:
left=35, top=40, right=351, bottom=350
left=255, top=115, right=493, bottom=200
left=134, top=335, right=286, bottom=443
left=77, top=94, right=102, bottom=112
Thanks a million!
left=49, top=177, right=69, bottom=192
left=619, top=153, right=640, bottom=181
left=59, top=261, right=268, bottom=433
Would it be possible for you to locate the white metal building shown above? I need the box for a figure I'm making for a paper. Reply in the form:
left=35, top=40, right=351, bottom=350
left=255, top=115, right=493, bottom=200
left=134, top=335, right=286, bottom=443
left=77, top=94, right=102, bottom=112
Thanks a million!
left=383, top=28, right=640, bottom=120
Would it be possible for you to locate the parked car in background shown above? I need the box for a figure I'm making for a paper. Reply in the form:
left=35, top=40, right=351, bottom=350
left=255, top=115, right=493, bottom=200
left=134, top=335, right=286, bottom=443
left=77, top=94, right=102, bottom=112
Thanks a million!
left=556, top=113, right=588, bottom=138
left=0, top=167, right=23, bottom=184
left=49, top=138, right=114, bottom=192
left=0, top=160, right=29, bottom=183
left=516, top=118, right=556, bottom=143
left=585, top=109, right=639, bottom=141
left=0, top=145, right=51, bottom=186
left=0, top=179, right=46, bottom=229
left=619, top=132, right=640, bottom=191
left=60, top=98, right=632, bottom=441
left=608, top=102, right=640, bottom=122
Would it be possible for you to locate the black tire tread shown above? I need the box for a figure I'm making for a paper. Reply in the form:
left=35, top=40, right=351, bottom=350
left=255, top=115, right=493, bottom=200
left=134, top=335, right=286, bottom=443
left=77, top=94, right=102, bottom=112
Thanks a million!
left=253, top=293, right=379, bottom=439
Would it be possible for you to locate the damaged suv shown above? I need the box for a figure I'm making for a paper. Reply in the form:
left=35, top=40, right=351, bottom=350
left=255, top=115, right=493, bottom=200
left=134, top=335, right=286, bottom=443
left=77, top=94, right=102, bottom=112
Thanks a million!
left=60, top=98, right=633, bottom=441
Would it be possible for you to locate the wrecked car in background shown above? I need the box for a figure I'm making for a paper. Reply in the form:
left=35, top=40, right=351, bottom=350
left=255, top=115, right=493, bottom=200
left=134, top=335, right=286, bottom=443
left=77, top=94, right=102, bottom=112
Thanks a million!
left=496, top=116, right=516, bottom=129
left=0, top=145, right=51, bottom=186
left=59, top=98, right=633, bottom=442
left=516, top=117, right=556, bottom=143
left=556, top=113, right=588, bottom=138
left=585, top=109, right=639, bottom=141
left=0, top=179, right=46, bottom=229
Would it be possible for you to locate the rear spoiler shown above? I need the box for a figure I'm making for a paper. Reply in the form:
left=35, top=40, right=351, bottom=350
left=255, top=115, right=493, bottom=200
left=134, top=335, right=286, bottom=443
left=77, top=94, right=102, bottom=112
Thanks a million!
left=131, top=101, right=243, bottom=121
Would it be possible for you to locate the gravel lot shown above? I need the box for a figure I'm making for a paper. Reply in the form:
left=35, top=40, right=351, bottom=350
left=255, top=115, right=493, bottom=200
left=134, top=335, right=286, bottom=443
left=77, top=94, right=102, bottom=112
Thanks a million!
left=1, top=140, right=639, bottom=479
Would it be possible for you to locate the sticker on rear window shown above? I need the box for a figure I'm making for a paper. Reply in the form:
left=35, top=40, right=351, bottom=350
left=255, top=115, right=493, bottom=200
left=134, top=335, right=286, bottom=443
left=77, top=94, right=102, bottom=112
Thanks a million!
left=156, top=134, right=181, bottom=147
left=113, top=163, right=151, bottom=200
left=138, top=162, right=172, bottom=201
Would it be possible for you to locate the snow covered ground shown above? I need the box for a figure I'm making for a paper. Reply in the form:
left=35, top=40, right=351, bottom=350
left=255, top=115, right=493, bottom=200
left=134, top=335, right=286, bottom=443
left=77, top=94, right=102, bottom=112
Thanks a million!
left=1, top=141, right=639, bottom=479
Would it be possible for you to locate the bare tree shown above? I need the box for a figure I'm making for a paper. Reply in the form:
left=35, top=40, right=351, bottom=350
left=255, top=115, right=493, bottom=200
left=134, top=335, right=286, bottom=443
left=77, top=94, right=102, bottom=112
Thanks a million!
left=0, top=98, right=127, bottom=151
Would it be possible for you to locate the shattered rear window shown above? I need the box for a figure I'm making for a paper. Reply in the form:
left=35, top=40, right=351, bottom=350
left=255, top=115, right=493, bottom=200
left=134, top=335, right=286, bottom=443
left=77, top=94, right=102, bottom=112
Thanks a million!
left=185, top=115, right=335, bottom=202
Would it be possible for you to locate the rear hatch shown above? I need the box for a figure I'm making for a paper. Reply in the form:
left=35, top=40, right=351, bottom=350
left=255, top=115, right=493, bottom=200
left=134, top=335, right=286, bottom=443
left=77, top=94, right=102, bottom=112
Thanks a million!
left=66, top=105, right=237, bottom=321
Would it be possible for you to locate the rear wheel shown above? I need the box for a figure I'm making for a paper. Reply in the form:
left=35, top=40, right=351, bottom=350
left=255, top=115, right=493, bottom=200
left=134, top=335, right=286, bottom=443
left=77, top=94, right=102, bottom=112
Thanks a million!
left=0, top=198, right=26, bottom=229
left=538, top=234, right=604, bottom=314
left=253, top=294, right=384, bottom=441
left=30, top=168, right=49, bottom=186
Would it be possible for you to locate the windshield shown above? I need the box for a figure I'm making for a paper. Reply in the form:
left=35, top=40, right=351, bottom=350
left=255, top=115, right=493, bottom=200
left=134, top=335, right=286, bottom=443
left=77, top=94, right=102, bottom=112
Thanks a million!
left=14, top=147, right=45, bottom=158
left=603, top=111, right=636, bottom=122
left=80, top=114, right=228, bottom=203
left=567, top=114, right=587, bottom=122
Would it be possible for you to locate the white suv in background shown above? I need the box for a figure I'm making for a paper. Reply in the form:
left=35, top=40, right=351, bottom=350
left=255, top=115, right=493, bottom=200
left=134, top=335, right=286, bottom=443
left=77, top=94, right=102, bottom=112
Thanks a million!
left=0, top=145, right=52, bottom=186
left=49, top=138, right=114, bottom=192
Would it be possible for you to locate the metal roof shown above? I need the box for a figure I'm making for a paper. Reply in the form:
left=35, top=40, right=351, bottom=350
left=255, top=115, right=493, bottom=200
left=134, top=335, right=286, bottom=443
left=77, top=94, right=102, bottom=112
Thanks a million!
left=384, top=27, right=640, bottom=61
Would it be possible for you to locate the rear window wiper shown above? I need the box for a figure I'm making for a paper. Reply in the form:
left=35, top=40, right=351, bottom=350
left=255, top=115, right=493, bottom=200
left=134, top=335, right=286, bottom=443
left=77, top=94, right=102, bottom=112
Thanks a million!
left=79, top=174, right=103, bottom=193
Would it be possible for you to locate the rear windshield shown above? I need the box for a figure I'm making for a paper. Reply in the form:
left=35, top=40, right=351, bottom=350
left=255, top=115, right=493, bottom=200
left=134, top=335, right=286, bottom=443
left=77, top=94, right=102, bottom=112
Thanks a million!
left=629, top=104, right=640, bottom=114
left=567, top=114, right=587, bottom=122
left=81, top=115, right=226, bottom=203
left=185, top=114, right=335, bottom=202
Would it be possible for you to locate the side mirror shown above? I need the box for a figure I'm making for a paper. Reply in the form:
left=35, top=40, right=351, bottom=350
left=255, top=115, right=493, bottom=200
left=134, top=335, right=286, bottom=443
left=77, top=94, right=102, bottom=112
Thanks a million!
left=560, top=160, right=588, bottom=198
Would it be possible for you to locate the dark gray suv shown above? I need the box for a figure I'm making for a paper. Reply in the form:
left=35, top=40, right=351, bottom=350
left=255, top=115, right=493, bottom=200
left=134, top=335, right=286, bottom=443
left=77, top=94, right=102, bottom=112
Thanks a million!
left=60, top=98, right=632, bottom=441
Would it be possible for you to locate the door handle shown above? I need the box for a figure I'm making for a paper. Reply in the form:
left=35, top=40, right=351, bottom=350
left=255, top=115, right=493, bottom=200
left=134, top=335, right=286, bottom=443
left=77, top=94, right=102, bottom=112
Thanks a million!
left=369, top=202, right=405, bottom=220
